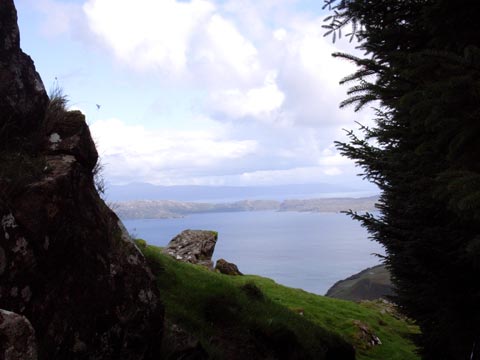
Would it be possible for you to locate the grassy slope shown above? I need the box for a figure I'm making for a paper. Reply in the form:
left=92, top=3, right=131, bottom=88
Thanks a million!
left=325, top=265, right=393, bottom=301
left=140, top=243, right=419, bottom=360
left=230, top=275, right=418, bottom=360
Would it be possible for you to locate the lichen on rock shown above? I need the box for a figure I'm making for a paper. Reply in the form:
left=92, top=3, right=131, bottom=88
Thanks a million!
left=163, top=229, right=218, bottom=269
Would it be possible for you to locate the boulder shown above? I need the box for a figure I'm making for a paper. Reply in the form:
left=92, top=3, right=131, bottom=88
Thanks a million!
left=163, top=230, right=217, bottom=269
left=0, top=0, right=48, bottom=149
left=0, top=2, right=164, bottom=358
left=215, top=258, right=243, bottom=276
left=0, top=309, right=37, bottom=360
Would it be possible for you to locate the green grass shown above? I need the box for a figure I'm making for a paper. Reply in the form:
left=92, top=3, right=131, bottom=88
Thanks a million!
left=139, top=242, right=419, bottom=360
left=229, top=275, right=419, bottom=360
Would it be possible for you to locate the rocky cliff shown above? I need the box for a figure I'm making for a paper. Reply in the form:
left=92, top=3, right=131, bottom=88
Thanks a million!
left=0, top=1, right=163, bottom=359
left=0, top=0, right=47, bottom=149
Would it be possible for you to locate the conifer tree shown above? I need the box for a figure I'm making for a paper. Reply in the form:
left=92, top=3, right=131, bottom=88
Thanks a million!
left=324, top=1, right=480, bottom=358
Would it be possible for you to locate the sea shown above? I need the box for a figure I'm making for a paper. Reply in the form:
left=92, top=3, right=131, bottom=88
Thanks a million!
left=123, top=210, right=384, bottom=295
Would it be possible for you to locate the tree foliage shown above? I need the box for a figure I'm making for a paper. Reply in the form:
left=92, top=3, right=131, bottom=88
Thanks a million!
left=325, top=1, right=480, bottom=359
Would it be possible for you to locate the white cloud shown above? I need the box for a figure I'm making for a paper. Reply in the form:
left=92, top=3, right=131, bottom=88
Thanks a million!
left=273, top=28, right=287, bottom=41
left=82, top=0, right=359, bottom=127
left=270, top=18, right=357, bottom=126
left=25, top=0, right=373, bottom=187
left=25, top=0, right=82, bottom=36
left=88, top=117, right=362, bottom=186
left=210, top=71, right=285, bottom=121
left=324, top=167, right=342, bottom=176
left=201, top=14, right=259, bottom=78
left=83, top=0, right=260, bottom=81
left=84, top=0, right=215, bottom=73
left=90, top=118, right=258, bottom=184
left=216, top=165, right=352, bottom=186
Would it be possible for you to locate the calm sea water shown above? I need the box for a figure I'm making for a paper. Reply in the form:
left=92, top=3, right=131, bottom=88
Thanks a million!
left=123, top=211, right=384, bottom=295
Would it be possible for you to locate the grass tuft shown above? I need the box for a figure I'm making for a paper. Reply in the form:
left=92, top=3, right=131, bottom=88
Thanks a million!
left=240, top=281, right=265, bottom=301
left=44, top=85, right=69, bottom=132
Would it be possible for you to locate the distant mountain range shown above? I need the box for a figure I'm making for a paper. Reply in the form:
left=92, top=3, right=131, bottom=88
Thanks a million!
left=113, top=196, right=379, bottom=219
left=105, top=182, right=378, bottom=202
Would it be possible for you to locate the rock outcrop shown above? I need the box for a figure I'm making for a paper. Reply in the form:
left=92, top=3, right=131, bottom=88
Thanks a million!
left=162, top=230, right=217, bottom=269
left=0, top=0, right=48, bottom=149
left=215, top=258, right=243, bottom=276
left=0, top=1, right=163, bottom=359
left=0, top=309, right=37, bottom=360
left=353, top=320, right=382, bottom=348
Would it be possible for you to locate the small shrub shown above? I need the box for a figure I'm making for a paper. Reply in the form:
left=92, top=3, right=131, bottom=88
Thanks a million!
left=203, top=293, right=241, bottom=325
left=44, top=85, right=69, bottom=131
left=92, top=160, right=105, bottom=195
left=254, top=323, right=301, bottom=359
left=241, top=282, right=265, bottom=301
left=134, top=238, right=147, bottom=249
left=134, top=239, right=165, bottom=275
left=147, top=257, right=165, bottom=276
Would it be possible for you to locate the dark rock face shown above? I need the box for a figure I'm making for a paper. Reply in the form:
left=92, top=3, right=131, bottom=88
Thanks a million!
left=0, top=1, right=163, bottom=359
left=0, top=309, right=37, bottom=360
left=161, top=319, right=208, bottom=360
left=0, top=0, right=48, bottom=148
left=215, top=258, right=243, bottom=276
left=0, top=172, right=164, bottom=359
left=44, top=109, right=98, bottom=170
left=163, top=230, right=217, bottom=269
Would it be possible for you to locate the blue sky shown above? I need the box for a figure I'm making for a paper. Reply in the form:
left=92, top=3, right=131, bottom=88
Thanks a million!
left=15, top=0, right=374, bottom=189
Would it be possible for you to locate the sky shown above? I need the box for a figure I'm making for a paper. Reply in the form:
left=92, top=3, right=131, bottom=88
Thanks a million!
left=15, top=0, right=375, bottom=189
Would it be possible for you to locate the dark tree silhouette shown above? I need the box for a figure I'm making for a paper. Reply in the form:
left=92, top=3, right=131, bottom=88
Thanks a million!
left=324, top=1, right=480, bottom=359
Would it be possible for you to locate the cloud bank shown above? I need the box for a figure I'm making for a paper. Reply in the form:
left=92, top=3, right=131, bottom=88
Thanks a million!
left=27, top=0, right=373, bottom=187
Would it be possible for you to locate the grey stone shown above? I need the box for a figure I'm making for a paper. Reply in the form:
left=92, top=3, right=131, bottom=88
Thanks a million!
left=163, top=230, right=218, bottom=269
left=0, top=309, right=37, bottom=360
left=215, top=258, right=243, bottom=276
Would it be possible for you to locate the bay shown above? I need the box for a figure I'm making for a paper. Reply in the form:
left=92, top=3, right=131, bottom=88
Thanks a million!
left=123, top=210, right=384, bottom=295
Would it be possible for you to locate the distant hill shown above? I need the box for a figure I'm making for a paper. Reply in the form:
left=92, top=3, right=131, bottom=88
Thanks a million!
left=105, top=182, right=376, bottom=202
left=325, top=265, right=394, bottom=301
left=113, top=196, right=379, bottom=219
left=279, top=197, right=378, bottom=213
